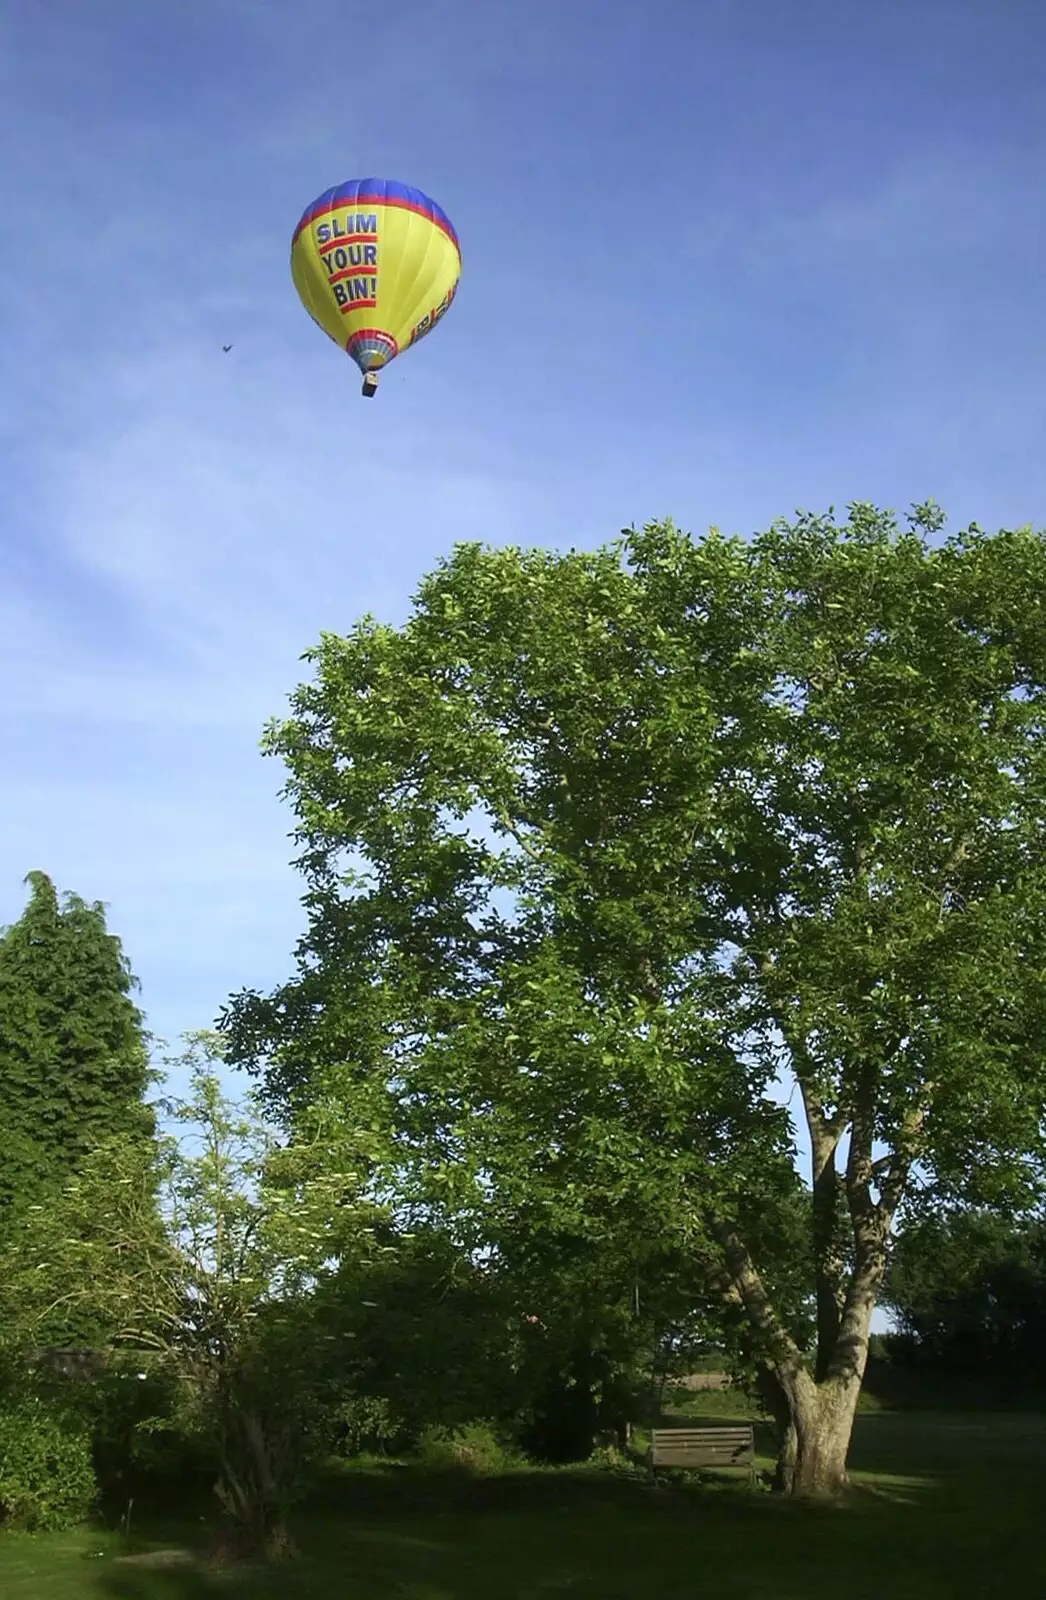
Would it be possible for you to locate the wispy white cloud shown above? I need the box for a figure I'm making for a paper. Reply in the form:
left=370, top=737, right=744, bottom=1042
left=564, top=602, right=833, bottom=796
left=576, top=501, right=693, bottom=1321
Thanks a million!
left=759, top=148, right=1040, bottom=265
left=679, top=144, right=1046, bottom=300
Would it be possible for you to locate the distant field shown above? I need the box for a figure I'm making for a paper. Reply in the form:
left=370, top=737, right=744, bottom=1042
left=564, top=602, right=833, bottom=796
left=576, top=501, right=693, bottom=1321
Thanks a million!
left=2, top=1409, right=1044, bottom=1598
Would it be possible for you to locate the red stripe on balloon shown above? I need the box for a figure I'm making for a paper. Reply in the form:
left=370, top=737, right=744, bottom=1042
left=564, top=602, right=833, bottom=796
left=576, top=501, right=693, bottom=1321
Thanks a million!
left=292, top=195, right=459, bottom=249
left=319, top=235, right=378, bottom=252
left=328, top=266, right=381, bottom=285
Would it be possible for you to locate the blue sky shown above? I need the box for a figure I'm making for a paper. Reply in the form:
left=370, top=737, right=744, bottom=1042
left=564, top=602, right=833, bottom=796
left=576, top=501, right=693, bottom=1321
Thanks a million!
left=3, top=0, right=1045, bottom=1168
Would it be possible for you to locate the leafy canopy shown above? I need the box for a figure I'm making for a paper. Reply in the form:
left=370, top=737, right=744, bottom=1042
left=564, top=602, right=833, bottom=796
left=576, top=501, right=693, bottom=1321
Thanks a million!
left=221, top=504, right=1046, bottom=1393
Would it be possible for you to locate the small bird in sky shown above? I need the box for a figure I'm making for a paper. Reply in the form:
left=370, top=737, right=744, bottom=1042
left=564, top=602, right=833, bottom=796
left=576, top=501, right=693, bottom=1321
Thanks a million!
left=222, top=343, right=233, bottom=353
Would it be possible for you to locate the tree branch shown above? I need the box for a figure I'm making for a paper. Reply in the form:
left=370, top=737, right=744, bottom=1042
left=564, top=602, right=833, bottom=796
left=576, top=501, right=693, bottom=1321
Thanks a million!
left=494, top=807, right=546, bottom=869
left=707, top=1218, right=808, bottom=1383
left=875, top=1087, right=936, bottom=1220
left=754, top=946, right=845, bottom=1145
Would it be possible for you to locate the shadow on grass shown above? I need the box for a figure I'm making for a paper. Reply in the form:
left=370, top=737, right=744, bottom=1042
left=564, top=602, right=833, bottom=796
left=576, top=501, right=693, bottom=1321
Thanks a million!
left=83, top=1463, right=955, bottom=1600
left=8, top=1413, right=1045, bottom=1599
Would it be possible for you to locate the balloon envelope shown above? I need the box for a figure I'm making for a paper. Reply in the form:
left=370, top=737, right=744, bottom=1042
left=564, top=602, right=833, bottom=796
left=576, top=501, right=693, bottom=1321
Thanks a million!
left=291, top=178, right=461, bottom=383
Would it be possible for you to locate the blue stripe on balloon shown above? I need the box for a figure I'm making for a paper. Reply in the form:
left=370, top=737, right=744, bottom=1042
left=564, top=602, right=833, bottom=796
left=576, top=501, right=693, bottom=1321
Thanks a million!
left=291, top=178, right=459, bottom=252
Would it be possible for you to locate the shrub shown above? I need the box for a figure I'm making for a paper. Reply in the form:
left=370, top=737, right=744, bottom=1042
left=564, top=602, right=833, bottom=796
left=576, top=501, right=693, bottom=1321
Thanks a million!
left=25, top=1355, right=213, bottom=1500
left=58, top=1364, right=182, bottom=1491
left=332, top=1394, right=402, bottom=1457
left=586, top=1441, right=646, bottom=1475
left=0, top=1395, right=98, bottom=1531
left=416, top=1420, right=518, bottom=1475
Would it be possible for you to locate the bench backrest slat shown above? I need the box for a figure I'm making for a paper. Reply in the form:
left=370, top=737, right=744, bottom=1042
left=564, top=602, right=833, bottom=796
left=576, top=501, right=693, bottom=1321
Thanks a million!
left=652, top=1433, right=748, bottom=1446
left=649, top=1425, right=755, bottom=1468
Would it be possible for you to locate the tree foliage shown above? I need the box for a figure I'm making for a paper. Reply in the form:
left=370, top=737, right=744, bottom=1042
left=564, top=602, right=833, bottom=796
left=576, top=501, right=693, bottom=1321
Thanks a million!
left=220, top=504, right=1046, bottom=1496
left=0, top=1032, right=390, bottom=1559
left=0, top=1394, right=98, bottom=1532
left=0, top=871, right=153, bottom=1219
left=882, top=1209, right=1046, bottom=1391
left=310, top=1229, right=519, bottom=1450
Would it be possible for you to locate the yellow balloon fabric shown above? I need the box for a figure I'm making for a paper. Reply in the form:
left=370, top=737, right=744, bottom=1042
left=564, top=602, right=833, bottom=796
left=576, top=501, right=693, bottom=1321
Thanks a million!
left=291, top=178, right=461, bottom=380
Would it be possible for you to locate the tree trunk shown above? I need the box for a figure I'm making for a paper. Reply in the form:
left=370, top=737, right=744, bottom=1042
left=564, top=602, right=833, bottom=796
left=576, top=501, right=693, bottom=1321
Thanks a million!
left=710, top=1206, right=884, bottom=1500
left=810, top=1152, right=848, bottom=1380
left=209, top=1513, right=296, bottom=1566
left=762, top=1363, right=863, bottom=1497
left=212, top=1407, right=297, bottom=1563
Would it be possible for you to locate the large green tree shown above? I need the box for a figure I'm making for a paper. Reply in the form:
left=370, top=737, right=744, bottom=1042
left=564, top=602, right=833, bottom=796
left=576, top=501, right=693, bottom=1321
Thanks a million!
left=221, top=503, right=1046, bottom=1497
left=0, top=871, right=153, bottom=1219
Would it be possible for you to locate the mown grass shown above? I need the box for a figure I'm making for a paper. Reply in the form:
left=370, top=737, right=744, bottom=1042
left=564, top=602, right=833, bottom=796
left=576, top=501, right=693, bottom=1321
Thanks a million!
left=2, top=1407, right=1044, bottom=1599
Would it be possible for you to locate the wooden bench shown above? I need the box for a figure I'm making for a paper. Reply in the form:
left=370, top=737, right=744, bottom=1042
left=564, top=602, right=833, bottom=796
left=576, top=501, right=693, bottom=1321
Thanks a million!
left=648, top=1426, right=756, bottom=1486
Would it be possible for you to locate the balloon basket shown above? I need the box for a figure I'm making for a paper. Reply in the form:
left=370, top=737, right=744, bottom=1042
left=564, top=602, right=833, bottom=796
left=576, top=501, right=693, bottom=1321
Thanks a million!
left=362, top=373, right=379, bottom=398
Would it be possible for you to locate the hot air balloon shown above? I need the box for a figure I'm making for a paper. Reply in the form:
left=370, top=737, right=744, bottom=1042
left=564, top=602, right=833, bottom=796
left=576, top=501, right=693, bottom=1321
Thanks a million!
left=291, top=178, right=461, bottom=398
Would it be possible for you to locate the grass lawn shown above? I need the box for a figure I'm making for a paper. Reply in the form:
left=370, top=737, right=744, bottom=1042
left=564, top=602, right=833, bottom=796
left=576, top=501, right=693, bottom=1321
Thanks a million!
left=2, top=1408, right=1044, bottom=1599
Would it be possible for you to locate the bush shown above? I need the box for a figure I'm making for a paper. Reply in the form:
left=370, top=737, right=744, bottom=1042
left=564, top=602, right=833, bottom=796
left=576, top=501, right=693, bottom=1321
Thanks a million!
left=24, top=1355, right=213, bottom=1502
left=0, top=1395, right=98, bottom=1531
left=65, top=1366, right=182, bottom=1491
left=587, top=1441, right=646, bottom=1476
left=332, top=1394, right=402, bottom=1457
left=416, top=1420, right=518, bottom=1475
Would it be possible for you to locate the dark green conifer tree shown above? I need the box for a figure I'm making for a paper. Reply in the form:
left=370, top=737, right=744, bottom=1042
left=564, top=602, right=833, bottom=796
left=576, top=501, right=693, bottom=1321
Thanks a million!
left=0, top=871, right=153, bottom=1220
